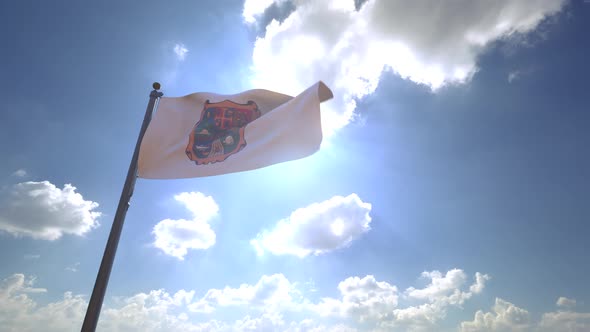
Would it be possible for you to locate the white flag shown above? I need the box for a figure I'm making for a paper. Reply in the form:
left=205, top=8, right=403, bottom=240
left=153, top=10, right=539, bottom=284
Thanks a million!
left=138, top=81, right=333, bottom=179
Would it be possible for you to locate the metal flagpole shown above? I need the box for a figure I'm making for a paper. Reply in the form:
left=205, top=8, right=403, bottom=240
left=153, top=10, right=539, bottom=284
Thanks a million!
left=81, top=83, right=163, bottom=332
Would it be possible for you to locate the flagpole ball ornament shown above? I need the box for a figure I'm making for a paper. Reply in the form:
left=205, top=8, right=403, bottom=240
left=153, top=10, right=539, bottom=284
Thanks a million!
left=153, top=82, right=161, bottom=90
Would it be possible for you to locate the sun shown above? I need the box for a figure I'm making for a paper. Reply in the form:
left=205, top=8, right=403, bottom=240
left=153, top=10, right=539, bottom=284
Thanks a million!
left=330, top=218, right=345, bottom=237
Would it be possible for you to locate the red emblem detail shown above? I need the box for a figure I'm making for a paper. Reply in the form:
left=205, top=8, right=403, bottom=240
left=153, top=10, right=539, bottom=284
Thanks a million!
left=185, top=100, right=261, bottom=165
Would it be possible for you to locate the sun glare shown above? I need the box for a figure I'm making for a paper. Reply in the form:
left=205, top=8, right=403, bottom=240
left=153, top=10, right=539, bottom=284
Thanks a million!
left=330, top=218, right=345, bottom=237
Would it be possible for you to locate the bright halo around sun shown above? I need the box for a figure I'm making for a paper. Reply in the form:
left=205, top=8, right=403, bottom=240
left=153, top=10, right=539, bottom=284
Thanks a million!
left=330, top=218, right=345, bottom=237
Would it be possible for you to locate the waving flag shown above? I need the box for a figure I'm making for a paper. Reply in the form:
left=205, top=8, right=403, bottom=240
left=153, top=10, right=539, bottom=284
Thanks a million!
left=138, top=81, right=333, bottom=179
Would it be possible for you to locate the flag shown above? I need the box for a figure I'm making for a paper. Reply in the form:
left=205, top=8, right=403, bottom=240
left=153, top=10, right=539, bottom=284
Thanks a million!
left=138, top=81, right=333, bottom=179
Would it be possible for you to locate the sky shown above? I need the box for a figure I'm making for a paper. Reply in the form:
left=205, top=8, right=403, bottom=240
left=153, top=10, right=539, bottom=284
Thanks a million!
left=0, top=0, right=589, bottom=331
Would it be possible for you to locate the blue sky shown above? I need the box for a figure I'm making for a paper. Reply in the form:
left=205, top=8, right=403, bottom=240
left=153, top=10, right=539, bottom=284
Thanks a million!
left=1, top=0, right=589, bottom=331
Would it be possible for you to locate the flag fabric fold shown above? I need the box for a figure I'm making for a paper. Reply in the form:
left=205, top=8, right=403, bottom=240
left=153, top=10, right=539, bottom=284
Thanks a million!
left=138, top=81, right=333, bottom=179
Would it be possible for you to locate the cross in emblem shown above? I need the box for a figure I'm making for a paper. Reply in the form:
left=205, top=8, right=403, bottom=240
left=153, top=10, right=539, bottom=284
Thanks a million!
left=217, top=109, right=234, bottom=129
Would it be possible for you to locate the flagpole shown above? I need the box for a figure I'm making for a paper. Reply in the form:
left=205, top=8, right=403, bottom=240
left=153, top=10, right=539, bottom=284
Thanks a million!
left=81, top=83, right=163, bottom=332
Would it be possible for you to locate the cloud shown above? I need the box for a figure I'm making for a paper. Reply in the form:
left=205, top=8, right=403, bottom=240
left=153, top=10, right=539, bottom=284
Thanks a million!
left=23, top=254, right=40, bottom=260
left=65, top=262, right=80, bottom=273
left=250, top=193, right=372, bottom=258
left=556, top=296, right=576, bottom=308
left=188, top=273, right=300, bottom=313
left=0, top=269, right=495, bottom=332
left=384, top=270, right=490, bottom=331
left=507, top=66, right=538, bottom=83
left=245, top=0, right=566, bottom=135
left=173, top=43, right=188, bottom=61
left=7, top=270, right=587, bottom=332
left=152, top=192, right=218, bottom=259
left=237, top=313, right=356, bottom=332
left=0, top=274, right=52, bottom=331
left=0, top=272, right=348, bottom=332
left=11, top=169, right=27, bottom=177
left=159, top=42, right=189, bottom=87
left=469, top=272, right=490, bottom=294
left=0, top=273, right=190, bottom=332
left=314, top=275, right=398, bottom=321
left=405, top=270, right=489, bottom=303
left=539, top=310, right=590, bottom=332
left=0, top=181, right=100, bottom=240
left=462, top=297, right=590, bottom=332
left=243, top=0, right=294, bottom=31
left=460, top=298, right=531, bottom=332
left=508, top=70, right=521, bottom=83
left=99, top=289, right=200, bottom=332
left=311, top=269, right=490, bottom=330
left=243, top=0, right=281, bottom=24
left=153, top=219, right=215, bottom=259
left=0, top=274, right=46, bottom=295
left=173, top=192, right=219, bottom=222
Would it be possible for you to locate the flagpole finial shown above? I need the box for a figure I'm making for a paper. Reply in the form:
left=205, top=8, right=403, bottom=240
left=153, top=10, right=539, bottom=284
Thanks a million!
left=153, top=82, right=161, bottom=90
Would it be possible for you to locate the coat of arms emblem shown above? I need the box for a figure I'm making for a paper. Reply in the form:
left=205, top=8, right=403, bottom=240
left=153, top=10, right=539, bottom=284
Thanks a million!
left=185, top=99, right=261, bottom=165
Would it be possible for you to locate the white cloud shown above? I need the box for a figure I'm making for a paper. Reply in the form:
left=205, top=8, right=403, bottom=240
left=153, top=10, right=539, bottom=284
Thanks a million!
left=0, top=270, right=494, bottom=332
left=539, top=310, right=590, bottom=332
left=0, top=274, right=50, bottom=331
left=470, top=272, right=490, bottom=294
left=31, top=292, right=88, bottom=331
left=8, top=271, right=588, bottom=332
left=460, top=298, right=531, bottom=332
left=11, top=169, right=27, bottom=177
left=0, top=273, right=199, bottom=332
left=404, top=270, right=489, bottom=305
left=1, top=272, right=340, bottom=332
left=65, top=262, right=80, bottom=273
left=385, top=270, right=490, bottom=331
left=556, top=296, right=576, bottom=308
left=189, top=273, right=299, bottom=313
left=308, top=269, right=490, bottom=331
left=232, top=312, right=285, bottom=331
left=507, top=66, right=537, bottom=83
left=314, top=275, right=398, bottom=321
left=23, top=254, right=40, bottom=260
left=406, top=269, right=469, bottom=301
left=250, top=193, right=372, bottom=258
left=153, top=218, right=215, bottom=259
left=173, top=43, right=188, bottom=61
left=0, top=181, right=100, bottom=240
left=99, top=289, right=200, bottom=332
left=159, top=42, right=189, bottom=87
left=508, top=70, right=521, bottom=83
left=246, top=0, right=566, bottom=135
left=235, top=314, right=357, bottom=332
left=462, top=297, right=590, bottom=332
left=173, top=192, right=219, bottom=222
left=0, top=274, right=46, bottom=296
left=152, top=192, right=218, bottom=259
left=243, top=0, right=282, bottom=24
